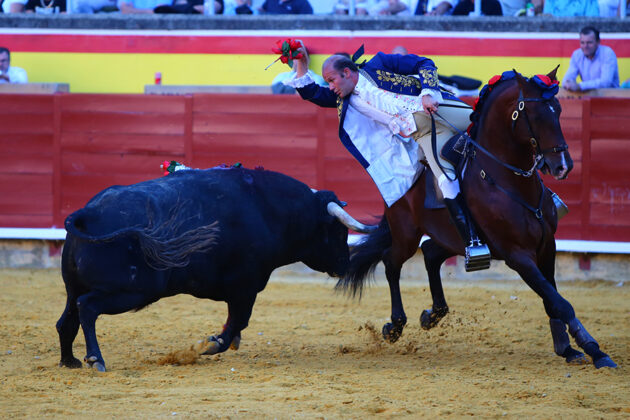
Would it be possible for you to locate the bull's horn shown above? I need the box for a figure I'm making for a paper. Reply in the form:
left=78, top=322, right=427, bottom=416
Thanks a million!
left=327, top=202, right=377, bottom=233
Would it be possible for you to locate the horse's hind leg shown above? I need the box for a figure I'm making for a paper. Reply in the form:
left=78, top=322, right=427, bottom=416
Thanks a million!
left=419, top=237, right=453, bottom=330
left=509, top=256, right=617, bottom=368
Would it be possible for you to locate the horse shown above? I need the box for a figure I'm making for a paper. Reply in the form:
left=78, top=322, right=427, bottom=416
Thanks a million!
left=337, top=68, right=617, bottom=369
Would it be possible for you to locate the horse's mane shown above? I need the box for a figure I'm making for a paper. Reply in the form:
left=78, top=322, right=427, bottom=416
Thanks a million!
left=467, top=70, right=560, bottom=141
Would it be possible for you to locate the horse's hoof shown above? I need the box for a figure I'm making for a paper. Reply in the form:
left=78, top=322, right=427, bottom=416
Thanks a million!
left=229, top=336, right=241, bottom=351
left=84, top=356, right=106, bottom=372
left=201, top=336, right=224, bottom=355
left=420, top=309, right=437, bottom=330
left=59, top=357, right=82, bottom=369
left=420, top=307, right=448, bottom=330
left=563, top=347, right=587, bottom=364
left=594, top=356, right=617, bottom=369
left=382, top=323, right=402, bottom=343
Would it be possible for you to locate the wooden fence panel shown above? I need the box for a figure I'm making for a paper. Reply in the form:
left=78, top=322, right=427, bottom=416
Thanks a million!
left=1, top=93, right=629, bottom=242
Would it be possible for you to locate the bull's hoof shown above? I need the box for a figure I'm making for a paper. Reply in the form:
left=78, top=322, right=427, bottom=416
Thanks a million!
left=382, top=323, right=403, bottom=343
left=84, top=355, right=106, bottom=372
left=229, top=336, right=241, bottom=351
left=420, top=307, right=449, bottom=330
left=201, top=336, right=224, bottom=355
left=59, top=357, right=82, bottom=369
left=562, top=347, right=587, bottom=364
left=594, top=355, right=617, bottom=369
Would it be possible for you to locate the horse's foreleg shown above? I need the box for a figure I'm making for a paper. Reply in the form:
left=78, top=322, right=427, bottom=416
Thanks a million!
left=539, top=252, right=588, bottom=364
left=382, top=255, right=407, bottom=343
left=420, top=238, right=452, bottom=330
left=510, top=257, right=617, bottom=368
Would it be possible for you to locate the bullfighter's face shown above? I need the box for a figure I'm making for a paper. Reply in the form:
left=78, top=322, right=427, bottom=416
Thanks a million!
left=323, top=62, right=357, bottom=98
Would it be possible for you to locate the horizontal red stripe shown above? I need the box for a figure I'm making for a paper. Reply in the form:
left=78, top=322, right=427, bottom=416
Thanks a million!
left=3, top=34, right=629, bottom=58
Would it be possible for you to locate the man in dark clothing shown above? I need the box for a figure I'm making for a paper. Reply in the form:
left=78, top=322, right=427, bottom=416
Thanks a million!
left=261, top=0, right=312, bottom=14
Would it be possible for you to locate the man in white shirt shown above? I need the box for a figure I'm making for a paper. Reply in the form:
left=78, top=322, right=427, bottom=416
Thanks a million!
left=562, top=26, right=620, bottom=91
left=0, top=47, right=28, bottom=84
left=285, top=43, right=490, bottom=266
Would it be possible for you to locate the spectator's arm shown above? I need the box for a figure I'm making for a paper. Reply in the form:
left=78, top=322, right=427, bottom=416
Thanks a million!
left=428, top=1, right=452, bottom=15
left=561, top=51, right=580, bottom=90
left=9, top=1, right=25, bottom=12
left=119, top=1, right=154, bottom=13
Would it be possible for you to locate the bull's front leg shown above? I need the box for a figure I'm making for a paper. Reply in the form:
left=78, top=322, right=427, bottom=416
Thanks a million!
left=202, top=295, right=255, bottom=355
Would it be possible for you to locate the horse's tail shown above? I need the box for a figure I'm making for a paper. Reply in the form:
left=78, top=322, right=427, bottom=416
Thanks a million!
left=336, top=216, right=391, bottom=298
left=65, top=208, right=220, bottom=271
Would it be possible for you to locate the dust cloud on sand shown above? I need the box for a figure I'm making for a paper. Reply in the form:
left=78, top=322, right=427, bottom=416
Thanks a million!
left=1, top=269, right=628, bottom=418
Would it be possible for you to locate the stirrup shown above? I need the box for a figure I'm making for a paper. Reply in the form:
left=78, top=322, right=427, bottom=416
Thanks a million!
left=551, top=192, right=568, bottom=220
left=465, top=239, right=491, bottom=272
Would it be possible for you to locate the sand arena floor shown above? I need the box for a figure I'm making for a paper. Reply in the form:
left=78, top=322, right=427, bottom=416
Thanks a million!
left=1, top=268, right=628, bottom=419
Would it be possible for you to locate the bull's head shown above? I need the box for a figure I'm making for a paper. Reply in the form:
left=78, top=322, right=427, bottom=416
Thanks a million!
left=304, top=189, right=377, bottom=278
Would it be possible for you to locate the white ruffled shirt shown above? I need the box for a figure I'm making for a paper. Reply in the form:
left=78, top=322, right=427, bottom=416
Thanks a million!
left=284, top=71, right=430, bottom=207
left=350, top=74, right=442, bottom=137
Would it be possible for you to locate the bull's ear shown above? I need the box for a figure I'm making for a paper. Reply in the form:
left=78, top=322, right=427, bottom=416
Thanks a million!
left=513, top=68, right=527, bottom=90
left=547, top=65, right=560, bottom=82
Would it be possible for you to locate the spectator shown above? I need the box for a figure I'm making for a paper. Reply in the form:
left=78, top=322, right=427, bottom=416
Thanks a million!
left=562, top=26, right=619, bottom=91
left=73, top=0, right=118, bottom=12
left=260, top=0, right=312, bottom=13
left=333, top=0, right=373, bottom=14
left=414, top=0, right=457, bottom=15
left=2, top=0, right=27, bottom=12
left=24, top=0, right=65, bottom=12
left=0, top=47, right=28, bottom=84
left=498, top=0, right=542, bottom=15
left=391, top=45, right=408, bottom=55
left=372, top=0, right=412, bottom=14
left=542, top=0, right=599, bottom=16
left=598, top=0, right=620, bottom=16
left=117, top=0, right=171, bottom=13
left=154, top=0, right=223, bottom=13
left=224, top=0, right=258, bottom=13
left=452, top=0, right=502, bottom=15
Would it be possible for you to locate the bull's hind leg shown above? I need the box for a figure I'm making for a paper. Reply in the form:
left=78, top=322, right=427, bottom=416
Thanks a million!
left=56, top=295, right=82, bottom=369
left=76, top=291, right=151, bottom=372
left=57, top=262, right=83, bottom=369
left=202, top=294, right=255, bottom=355
left=509, top=256, right=616, bottom=369
left=419, top=238, right=453, bottom=330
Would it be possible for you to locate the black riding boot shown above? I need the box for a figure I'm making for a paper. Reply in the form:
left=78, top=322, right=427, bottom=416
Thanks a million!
left=444, top=194, right=491, bottom=272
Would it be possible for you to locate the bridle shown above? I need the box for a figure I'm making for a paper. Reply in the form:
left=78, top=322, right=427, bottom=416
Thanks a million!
left=510, top=89, right=569, bottom=173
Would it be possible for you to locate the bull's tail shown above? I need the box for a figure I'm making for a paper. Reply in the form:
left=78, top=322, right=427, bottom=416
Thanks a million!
left=335, top=216, right=391, bottom=298
left=64, top=208, right=220, bottom=270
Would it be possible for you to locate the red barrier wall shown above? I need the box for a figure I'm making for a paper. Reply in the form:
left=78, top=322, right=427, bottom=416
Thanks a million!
left=1, top=93, right=629, bottom=242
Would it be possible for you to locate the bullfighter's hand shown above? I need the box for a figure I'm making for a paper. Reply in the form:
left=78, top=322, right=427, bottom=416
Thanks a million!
left=422, top=94, right=439, bottom=115
left=293, top=40, right=309, bottom=78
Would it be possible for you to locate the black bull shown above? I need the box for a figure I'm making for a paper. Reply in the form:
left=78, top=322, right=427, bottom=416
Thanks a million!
left=58, top=167, right=373, bottom=371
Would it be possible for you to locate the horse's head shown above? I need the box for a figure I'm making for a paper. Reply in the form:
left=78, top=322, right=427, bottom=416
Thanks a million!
left=472, top=68, right=573, bottom=181
left=512, top=67, right=574, bottom=180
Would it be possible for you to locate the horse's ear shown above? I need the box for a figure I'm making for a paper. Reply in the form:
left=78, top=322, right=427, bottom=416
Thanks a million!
left=513, top=68, right=528, bottom=90
left=547, top=65, right=560, bottom=82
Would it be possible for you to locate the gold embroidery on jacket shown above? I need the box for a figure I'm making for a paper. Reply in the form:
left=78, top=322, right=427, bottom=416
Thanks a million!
left=376, top=70, right=422, bottom=89
left=419, top=69, right=439, bottom=88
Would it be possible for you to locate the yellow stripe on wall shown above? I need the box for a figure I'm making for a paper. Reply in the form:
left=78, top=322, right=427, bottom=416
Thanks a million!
left=12, top=52, right=630, bottom=93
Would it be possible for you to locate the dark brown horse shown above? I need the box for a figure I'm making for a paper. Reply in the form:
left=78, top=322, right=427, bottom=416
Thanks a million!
left=338, top=68, right=617, bottom=369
